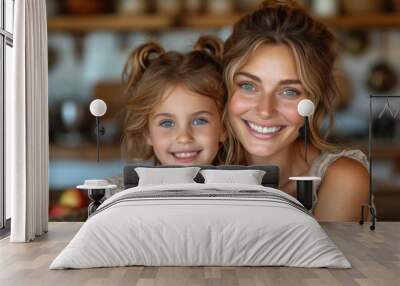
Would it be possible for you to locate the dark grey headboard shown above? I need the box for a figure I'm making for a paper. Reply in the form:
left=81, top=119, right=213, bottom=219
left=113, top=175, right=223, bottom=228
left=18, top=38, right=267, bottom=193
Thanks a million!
left=123, top=165, right=279, bottom=189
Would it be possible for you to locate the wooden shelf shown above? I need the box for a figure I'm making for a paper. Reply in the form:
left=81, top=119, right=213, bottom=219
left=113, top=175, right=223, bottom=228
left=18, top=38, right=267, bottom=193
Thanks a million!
left=47, top=13, right=400, bottom=32
left=47, top=15, right=174, bottom=32
left=318, top=13, right=400, bottom=28
left=181, top=14, right=244, bottom=28
left=50, top=143, right=122, bottom=161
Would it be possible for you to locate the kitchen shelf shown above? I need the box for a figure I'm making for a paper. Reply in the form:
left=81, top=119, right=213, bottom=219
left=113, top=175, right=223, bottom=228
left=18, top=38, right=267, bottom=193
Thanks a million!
left=320, top=13, right=400, bottom=28
left=181, top=14, right=244, bottom=28
left=47, top=14, right=174, bottom=32
left=50, top=143, right=122, bottom=161
left=48, top=13, right=400, bottom=32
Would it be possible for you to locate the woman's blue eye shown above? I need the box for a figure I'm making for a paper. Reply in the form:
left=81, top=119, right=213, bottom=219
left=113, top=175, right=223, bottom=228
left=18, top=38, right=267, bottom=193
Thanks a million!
left=282, top=88, right=300, bottom=97
left=192, top=118, right=208, bottom=126
left=239, top=82, right=256, bottom=92
left=159, top=120, right=174, bottom=128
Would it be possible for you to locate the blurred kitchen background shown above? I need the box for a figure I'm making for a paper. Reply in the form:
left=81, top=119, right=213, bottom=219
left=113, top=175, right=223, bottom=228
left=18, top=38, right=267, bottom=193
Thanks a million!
left=46, top=0, right=400, bottom=221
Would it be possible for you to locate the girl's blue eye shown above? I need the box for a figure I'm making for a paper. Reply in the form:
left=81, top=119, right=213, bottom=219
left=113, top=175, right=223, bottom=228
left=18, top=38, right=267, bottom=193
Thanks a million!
left=282, top=88, right=300, bottom=97
left=159, top=120, right=174, bottom=128
left=192, top=118, right=208, bottom=126
left=239, top=82, right=256, bottom=92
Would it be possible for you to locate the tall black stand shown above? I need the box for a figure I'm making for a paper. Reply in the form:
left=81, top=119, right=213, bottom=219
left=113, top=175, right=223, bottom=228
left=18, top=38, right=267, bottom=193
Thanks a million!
left=90, top=116, right=106, bottom=215
left=358, top=95, right=399, bottom=230
left=359, top=96, right=376, bottom=230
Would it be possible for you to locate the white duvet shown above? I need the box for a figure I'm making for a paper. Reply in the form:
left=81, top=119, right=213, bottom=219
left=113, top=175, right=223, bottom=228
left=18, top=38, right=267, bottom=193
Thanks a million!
left=50, top=183, right=350, bottom=269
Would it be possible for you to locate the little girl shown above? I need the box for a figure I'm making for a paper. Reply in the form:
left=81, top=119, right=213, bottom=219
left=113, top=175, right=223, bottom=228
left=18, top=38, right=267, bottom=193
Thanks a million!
left=121, top=36, right=226, bottom=166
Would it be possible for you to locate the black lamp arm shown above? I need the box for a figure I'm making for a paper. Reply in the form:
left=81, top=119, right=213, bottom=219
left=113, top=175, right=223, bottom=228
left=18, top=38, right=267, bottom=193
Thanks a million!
left=304, top=117, right=308, bottom=164
left=95, top=116, right=106, bottom=163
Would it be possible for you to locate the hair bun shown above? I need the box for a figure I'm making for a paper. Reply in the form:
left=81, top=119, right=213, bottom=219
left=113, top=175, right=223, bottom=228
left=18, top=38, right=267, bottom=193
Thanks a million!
left=122, top=42, right=165, bottom=97
left=193, top=35, right=224, bottom=62
left=136, top=42, right=165, bottom=70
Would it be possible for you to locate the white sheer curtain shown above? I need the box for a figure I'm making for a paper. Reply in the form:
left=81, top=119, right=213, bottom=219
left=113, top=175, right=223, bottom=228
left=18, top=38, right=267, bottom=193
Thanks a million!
left=6, top=0, right=49, bottom=242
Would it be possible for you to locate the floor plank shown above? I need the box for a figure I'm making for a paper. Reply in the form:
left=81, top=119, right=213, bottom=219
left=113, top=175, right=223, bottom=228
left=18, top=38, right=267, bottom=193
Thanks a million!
left=0, top=222, right=399, bottom=286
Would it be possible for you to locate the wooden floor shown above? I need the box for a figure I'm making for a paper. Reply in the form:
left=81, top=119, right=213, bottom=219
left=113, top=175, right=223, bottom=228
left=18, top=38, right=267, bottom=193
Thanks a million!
left=0, top=222, right=399, bottom=286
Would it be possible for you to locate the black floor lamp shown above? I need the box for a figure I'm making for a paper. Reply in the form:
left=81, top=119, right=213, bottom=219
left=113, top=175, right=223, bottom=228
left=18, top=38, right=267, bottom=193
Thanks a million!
left=297, top=99, right=315, bottom=164
left=77, top=99, right=116, bottom=216
left=89, top=99, right=107, bottom=162
left=289, top=99, right=321, bottom=211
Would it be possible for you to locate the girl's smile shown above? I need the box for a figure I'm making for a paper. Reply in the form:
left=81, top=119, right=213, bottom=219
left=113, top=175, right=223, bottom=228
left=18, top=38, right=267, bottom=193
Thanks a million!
left=170, top=150, right=202, bottom=164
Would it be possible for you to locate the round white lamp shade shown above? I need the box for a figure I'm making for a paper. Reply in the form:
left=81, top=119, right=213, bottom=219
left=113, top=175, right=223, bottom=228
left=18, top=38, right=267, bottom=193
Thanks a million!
left=297, top=99, right=315, bottom=117
left=89, top=99, right=107, bottom=117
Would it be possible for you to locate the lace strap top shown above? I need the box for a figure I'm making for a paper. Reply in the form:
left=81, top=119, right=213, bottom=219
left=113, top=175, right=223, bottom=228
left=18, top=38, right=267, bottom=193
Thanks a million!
left=308, top=149, right=369, bottom=212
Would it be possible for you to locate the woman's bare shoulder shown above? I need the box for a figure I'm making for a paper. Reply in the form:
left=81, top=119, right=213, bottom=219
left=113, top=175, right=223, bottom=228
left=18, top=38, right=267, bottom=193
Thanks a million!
left=315, top=156, right=369, bottom=221
left=325, top=156, right=369, bottom=182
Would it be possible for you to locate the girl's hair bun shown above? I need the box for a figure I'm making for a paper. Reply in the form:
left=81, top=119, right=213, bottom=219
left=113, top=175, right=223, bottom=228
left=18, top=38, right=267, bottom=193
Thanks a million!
left=135, top=42, right=165, bottom=70
left=123, top=42, right=165, bottom=94
left=193, top=35, right=224, bottom=62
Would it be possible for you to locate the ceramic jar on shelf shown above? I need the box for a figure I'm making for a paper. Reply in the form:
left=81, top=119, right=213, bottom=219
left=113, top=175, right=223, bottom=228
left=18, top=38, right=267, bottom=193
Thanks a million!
left=206, top=0, right=235, bottom=15
left=184, top=0, right=204, bottom=14
left=155, top=0, right=182, bottom=15
left=117, top=0, right=147, bottom=15
left=64, top=0, right=114, bottom=15
left=342, top=0, right=383, bottom=14
left=311, top=0, right=339, bottom=16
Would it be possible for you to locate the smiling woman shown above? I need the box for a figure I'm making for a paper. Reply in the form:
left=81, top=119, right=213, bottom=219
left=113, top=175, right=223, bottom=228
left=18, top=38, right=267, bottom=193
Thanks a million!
left=222, top=0, right=370, bottom=222
left=228, top=44, right=306, bottom=161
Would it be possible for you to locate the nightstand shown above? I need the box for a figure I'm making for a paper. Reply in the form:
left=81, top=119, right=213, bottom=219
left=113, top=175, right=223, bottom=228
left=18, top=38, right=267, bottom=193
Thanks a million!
left=77, top=180, right=116, bottom=216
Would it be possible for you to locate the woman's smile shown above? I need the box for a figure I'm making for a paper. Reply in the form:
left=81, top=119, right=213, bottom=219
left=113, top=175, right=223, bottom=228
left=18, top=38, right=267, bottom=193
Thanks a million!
left=244, top=119, right=286, bottom=139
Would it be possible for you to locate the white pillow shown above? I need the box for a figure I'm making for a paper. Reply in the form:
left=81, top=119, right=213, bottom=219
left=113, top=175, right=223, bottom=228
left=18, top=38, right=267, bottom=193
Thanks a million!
left=135, top=167, right=201, bottom=186
left=200, top=169, right=266, bottom=185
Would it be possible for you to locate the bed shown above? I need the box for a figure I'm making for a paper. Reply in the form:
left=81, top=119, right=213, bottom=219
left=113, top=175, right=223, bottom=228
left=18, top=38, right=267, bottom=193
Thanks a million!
left=50, top=165, right=350, bottom=269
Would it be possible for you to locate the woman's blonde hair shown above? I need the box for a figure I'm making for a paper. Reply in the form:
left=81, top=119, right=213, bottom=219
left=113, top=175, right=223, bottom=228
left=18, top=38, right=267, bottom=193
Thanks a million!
left=222, top=0, right=340, bottom=164
left=121, top=35, right=226, bottom=164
